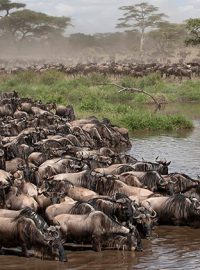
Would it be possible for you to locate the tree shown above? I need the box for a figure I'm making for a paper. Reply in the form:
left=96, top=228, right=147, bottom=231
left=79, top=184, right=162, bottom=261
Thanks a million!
left=0, top=9, right=72, bottom=42
left=116, top=2, right=167, bottom=59
left=148, top=22, right=187, bottom=62
left=185, top=18, right=200, bottom=46
left=0, top=0, right=25, bottom=17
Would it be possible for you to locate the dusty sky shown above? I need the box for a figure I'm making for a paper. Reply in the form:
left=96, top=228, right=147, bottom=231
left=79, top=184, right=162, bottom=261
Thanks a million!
left=15, top=0, right=200, bottom=34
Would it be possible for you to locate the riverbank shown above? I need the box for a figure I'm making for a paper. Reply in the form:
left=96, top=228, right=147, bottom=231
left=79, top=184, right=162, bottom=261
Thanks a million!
left=0, top=71, right=195, bottom=131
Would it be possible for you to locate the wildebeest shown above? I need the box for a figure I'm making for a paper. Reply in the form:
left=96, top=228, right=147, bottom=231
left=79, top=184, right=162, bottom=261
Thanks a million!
left=163, top=173, right=200, bottom=194
left=16, top=207, right=67, bottom=262
left=66, top=198, right=143, bottom=250
left=132, top=158, right=171, bottom=175
left=120, top=171, right=168, bottom=192
left=87, top=197, right=133, bottom=226
left=114, top=193, right=156, bottom=239
left=45, top=200, right=77, bottom=222
left=51, top=171, right=153, bottom=201
left=95, top=164, right=135, bottom=175
left=53, top=211, right=130, bottom=251
left=142, top=194, right=200, bottom=227
left=47, top=180, right=99, bottom=202
left=5, top=186, right=38, bottom=211
left=0, top=215, right=62, bottom=260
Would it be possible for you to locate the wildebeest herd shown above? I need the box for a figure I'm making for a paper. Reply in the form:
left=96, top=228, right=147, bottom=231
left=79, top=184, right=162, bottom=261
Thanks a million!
left=0, top=91, right=200, bottom=262
left=1, top=60, right=200, bottom=79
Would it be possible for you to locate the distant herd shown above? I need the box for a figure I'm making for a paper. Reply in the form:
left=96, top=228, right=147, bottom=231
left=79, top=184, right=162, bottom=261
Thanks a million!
left=1, top=60, right=200, bottom=79
left=0, top=91, right=200, bottom=262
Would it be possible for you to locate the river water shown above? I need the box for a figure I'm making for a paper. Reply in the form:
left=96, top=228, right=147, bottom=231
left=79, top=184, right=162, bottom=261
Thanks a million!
left=1, top=103, right=200, bottom=270
left=128, top=103, right=200, bottom=178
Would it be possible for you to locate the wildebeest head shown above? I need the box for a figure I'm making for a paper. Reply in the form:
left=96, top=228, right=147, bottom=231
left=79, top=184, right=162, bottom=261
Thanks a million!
left=190, top=196, right=200, bottom=215
left=102, top=233, right=137, bottom=251
left=155, top=157, right=171, bottom=175
left=164, top=173, right=200, bottom=195
left=132, top=204, right=156, bottom=239
left=132, top=159, right=171, bottom=175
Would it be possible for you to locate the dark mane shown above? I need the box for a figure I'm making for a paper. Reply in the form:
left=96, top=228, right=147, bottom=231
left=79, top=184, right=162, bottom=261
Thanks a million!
left=98, top=210, right=128, bottom=228
left=140, top=171, right=162, bottom=191
left=161, top=194, right=195, bottom=224
left=88, top=197, right=134, bottom=225
left=85, top=176, right=119, bottom=196
left=14, top=207, right=48, bottom=232
left=16, top=217, right=39, bottom=246
left=69, top=202, right=95, bottom=215
left=169, top=173, right=197, bottom=182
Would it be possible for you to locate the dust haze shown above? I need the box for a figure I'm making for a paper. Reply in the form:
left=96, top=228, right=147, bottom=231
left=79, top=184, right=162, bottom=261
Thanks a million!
left=0, top=31, right=199, bottom=67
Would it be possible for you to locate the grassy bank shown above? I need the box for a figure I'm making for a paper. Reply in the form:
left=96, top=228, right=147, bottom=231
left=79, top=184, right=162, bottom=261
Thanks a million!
left=0, top=71, right=195, bottom=131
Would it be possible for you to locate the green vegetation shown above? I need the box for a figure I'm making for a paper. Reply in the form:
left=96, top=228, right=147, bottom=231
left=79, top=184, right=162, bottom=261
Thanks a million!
left=185, top=18, right=200, bottom=46
left=0, top=71, right=195, bottom=131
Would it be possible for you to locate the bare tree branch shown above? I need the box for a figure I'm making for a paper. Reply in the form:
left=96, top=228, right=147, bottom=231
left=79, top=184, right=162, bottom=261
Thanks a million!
left=98, top=83, right=162, bottom=111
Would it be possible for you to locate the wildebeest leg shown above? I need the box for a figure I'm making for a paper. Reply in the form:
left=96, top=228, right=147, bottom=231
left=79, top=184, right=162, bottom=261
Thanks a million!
left=58, top=241, right=67, bottom=262
left=92, top=235, right=102, bottom=252
left=0, top=245, right=5, bottom=255
left=52, top=240, right=67, bottom=262
left=21, top=243, right=29, bottom=257
left=134, top=228, right=143, bottom=252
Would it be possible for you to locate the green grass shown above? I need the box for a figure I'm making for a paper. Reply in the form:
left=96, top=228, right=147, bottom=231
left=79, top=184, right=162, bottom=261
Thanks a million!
left=0, top=71, right=196, bottom=131
left=120, top=112, right=193, bottom=131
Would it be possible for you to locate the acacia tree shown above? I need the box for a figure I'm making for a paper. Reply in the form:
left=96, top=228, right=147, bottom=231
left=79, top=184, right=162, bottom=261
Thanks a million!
left=116, top=2, right=167, bottom=59
left=0, top=0, right=25, bottom=17
left=185, top=18, right=200, bottom=46
left=0, top=9, right=72, bottom=42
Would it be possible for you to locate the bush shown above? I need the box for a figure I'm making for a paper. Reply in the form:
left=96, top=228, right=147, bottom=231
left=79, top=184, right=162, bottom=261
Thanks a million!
left=121, top=111, right=193, bottom=131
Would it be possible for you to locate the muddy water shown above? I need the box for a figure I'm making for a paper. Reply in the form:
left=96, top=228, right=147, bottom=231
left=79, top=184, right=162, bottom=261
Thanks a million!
left=1, top=227, right=200, bottom=270
left=1, top=103, right=200, bottom=270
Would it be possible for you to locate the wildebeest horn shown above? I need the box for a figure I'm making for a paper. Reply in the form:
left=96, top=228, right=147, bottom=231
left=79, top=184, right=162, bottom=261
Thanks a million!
left=159, top=178, right=167, bottom=186
left=150, top=209, right=157, bottom=218
left=116, top=198, right=126, bottom=204
left=146, top=201, right=157, bottom=218
left=133, top=213, right=145, bottom=219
